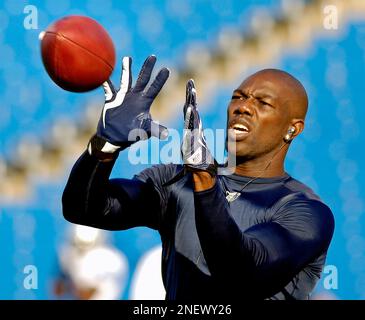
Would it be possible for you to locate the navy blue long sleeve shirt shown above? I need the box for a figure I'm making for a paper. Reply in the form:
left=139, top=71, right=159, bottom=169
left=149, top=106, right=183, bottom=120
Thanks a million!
left=62, top=151, right=334, bottom=300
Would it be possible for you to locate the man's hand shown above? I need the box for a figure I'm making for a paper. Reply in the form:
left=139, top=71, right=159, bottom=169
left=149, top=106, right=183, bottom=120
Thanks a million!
left=182, top=79, right=217, bottom=190
left=88, top=55, right=169, bottom=159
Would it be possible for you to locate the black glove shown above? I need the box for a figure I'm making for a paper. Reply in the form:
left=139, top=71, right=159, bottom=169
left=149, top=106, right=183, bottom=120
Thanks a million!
left=164, top=79, right=217, bottom=186
left=181, top=79, right=217, bottom=175
left=88, top=55, right=169, bottom=158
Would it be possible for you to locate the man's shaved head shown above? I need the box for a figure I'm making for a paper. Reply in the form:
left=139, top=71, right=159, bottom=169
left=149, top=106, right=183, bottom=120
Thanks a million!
left=226, top=68, right=309, bottom=166
left=249, top=69, right=308, bottom=120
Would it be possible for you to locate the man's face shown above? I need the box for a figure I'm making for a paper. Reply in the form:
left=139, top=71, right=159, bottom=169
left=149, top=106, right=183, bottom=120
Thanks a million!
left=226, top=72, right=292, bottom=160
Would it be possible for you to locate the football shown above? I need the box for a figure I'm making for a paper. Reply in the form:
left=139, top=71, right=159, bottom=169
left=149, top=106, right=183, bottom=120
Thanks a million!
left=40, top=15, right=116, bottom=92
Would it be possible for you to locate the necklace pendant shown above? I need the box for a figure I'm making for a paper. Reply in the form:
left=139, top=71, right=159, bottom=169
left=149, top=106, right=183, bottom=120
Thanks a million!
left=226, top=191, right=241, bottom=203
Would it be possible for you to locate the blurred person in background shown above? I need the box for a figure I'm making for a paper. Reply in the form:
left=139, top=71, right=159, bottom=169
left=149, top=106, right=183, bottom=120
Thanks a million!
left=62, top=55, right=334, bottom=300
left=130, top=245, right=165, bottom=300
left=53, top=225, right=128, bottom=300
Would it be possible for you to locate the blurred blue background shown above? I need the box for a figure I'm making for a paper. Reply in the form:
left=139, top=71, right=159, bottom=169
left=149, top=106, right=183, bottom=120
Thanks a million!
left=0, top=0, right=364, bottom=299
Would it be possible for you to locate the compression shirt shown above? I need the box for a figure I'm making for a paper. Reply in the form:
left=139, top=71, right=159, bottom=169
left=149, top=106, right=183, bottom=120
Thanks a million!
left=62, top=151, right=335, bottom=300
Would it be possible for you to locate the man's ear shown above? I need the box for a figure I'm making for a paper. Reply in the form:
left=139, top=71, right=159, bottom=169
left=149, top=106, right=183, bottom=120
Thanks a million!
left=291, top=119, right=305, bottom=139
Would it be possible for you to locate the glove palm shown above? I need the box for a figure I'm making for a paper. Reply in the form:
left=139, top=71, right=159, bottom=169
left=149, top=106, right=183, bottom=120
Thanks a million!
left=182, top=79, right=217, bottom=175
left=90, top=55, right=169, bottom=156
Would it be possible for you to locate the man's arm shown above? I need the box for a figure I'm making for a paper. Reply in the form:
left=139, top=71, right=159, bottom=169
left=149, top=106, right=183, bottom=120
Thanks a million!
left=62, top=151, right=162, bottom=230
left=193, top=180, right=335, bottom=298
left=62, top=55, right=170, bottom=230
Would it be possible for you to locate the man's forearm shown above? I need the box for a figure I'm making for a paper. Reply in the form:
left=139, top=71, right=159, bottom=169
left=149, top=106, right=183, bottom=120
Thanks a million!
left=193, top=183, right=268, bottom=296
left=62, top=149, right=162, bottom=230
left=62, top=150, right=116, bottom=224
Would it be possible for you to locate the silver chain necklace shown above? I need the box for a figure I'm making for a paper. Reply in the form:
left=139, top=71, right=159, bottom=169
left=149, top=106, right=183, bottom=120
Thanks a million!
left=225, top=175, right=261, bottom=202
left=224, top=142, right=288, bottom=203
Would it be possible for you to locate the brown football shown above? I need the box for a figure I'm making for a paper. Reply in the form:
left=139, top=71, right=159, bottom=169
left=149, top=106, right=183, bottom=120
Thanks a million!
left=40, top=15, right=115, bottom=92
